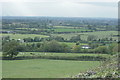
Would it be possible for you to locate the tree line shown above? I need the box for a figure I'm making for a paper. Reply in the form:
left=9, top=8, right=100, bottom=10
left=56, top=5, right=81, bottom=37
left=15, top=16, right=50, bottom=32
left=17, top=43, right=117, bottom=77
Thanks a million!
left=2, top=39, right=119, bottom=59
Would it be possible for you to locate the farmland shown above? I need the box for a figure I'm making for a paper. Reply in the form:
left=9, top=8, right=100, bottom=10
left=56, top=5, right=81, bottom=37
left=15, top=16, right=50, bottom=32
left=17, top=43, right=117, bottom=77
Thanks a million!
left=2, top=59, right=100, bottom=78
left=52, top=31, right=118, bottom=40
left=18, top=52, right=110, bottom=58
left=1, top=31, right=118, bottom=41
left=2, top=16, right=119, bottom=78
left=54, top=28, right=91, bottom=32
left=2, top=52, right=110, bottom=78
left=0, top=33, right=48, bottom=39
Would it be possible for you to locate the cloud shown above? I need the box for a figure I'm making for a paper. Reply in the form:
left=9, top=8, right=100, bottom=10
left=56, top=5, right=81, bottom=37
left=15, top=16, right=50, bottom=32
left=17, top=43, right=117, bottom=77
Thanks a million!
left=76, top=2, right=118, bottom=7
left=1, top=1, right=118, bottom=18
left=0, top=0, right=119, bottom=2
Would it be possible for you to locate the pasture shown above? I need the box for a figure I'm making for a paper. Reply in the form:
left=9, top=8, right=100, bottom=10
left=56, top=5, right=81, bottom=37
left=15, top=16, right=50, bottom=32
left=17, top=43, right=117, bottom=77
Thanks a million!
left=53, top=26, right=75, bottom=29
left=54, top=28, right=90, bottom=32
left=2, top=59, right=100, bottom=78
left=0, top=34, right=49, bottom=39
left=18, top=52, right=110, bottom=58
left=52, top=31, right=118, bottom=40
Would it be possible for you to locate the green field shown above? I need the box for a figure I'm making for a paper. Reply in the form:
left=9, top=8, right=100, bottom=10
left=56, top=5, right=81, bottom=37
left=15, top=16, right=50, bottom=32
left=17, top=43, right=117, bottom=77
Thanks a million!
left=52, top=31, right=118, bottom=40
left=81, top=31, right=118, bottom=38
left=1, top=31, right=118, bottom=41
left=53, top=26, right=75, bottom=29
left=54, top=28, right=90, bottom=32
left=18, top=52, right=109, bottom=58
left=2, top=59, right=100, bottom=78
left=1, top=34, right=49, bottom=39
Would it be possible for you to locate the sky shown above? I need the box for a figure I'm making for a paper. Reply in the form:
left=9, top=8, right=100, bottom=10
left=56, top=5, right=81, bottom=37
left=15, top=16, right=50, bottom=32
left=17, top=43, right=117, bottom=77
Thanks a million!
left=0, top=0, right=119, bottom=18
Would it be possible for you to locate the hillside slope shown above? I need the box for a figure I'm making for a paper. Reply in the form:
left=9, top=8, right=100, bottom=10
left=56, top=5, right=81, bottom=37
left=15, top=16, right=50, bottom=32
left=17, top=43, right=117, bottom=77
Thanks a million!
left=72, top=54, right=120, bottom=78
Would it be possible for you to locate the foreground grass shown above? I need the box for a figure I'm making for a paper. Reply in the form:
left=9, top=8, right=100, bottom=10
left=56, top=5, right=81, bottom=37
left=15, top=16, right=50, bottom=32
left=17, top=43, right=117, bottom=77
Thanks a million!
left=2, top=59, right=100, bottom=78
left=73, top=54, right=119, bottom=78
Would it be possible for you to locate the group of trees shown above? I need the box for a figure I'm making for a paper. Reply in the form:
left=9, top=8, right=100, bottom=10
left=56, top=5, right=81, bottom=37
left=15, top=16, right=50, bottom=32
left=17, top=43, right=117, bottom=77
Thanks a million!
left=2, top=35, right=118, bottom=59
left=21, top=40, right=71, bottom=52
left=3, top=17, right=117, bottom=32
left=23, top=36, right=65, bottom=42
left=22, top=35, right=116, bottom=43
left=2, top=40, right=20, bottom=59
left=2, top=40, right=71, bottom=59
left=2, top=38, right=119, bottom=59
left=72, top=43, right=118, bottom=54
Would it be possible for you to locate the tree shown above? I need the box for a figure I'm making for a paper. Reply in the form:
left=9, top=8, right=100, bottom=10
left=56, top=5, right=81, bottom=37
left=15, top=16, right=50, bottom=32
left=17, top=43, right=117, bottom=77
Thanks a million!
left=70, top=35, right=81, bottom=42
left=87, top=35, right=97, bottom=41
left=3, top=40, right=20, bottom=59
left=34, top=37, right=40, bottom=42
left=2, top=36, right=10, bottom=41
left=87, top=25, right=92, bottom=29
left=95, top=46, right=110, bottom=54
left=108, top=43, right=119, bottom=54
left=89, top=42, right=99, bottom=49
left=41, top=40, right=71, bottom=52
left=43, top=40, right=62, bottom=52
left=61, top=43, right=71, bottom=52
left=72, top=45, right=81, bottom=53
left=54, top=36, right=64, bottom=42
left=23, top=37, right=34, bottom=42
left=76, top=41, right=80, bottom=45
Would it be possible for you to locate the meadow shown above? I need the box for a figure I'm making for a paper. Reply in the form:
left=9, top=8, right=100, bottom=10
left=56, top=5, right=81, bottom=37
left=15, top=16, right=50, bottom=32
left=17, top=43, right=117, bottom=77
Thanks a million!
left=18, top=52, right=110, bottom=58
left=2, top=52, right=108, bottom=78
left=53, top=26, right=75, bottom=29
left=1, top=31, right=118, bottom=41
left=0, top=33, right=49, bottom=39
left=52, top=31, right=118, bottom=40
left=2, top=59, right=100, bottom=78
left=2, top=17, right=118, bottom=78
left=54, top=28, right=91, bottom=32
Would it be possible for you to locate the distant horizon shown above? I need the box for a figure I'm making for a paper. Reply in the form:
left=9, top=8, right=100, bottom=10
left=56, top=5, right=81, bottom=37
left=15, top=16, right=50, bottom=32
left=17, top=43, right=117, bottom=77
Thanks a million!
left=1, top=1, right=117, bottom=18
left=1, top=16, right=117, bottom=19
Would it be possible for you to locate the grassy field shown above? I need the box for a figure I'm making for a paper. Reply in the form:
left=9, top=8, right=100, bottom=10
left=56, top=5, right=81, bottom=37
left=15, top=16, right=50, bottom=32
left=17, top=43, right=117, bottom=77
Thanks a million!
left=1, top=34, right=49, bottom=39
left=54, top=28, right=90, bottom=32
left=1, top=31, right=118, bottom=41
left=2, top=59, right=100, bottom=78
left=81, top=31, right=118, bottom=38
left=52, top=31, right=118, bottom=40
left=53, top=26, right=75, bottom=29
left=18, top=52, right=110, bottom=58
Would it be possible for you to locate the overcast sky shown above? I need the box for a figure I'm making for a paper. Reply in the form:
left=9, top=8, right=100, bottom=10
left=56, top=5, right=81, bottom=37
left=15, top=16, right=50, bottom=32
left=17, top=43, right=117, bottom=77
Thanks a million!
left=1, top=0, right=119, bottom=18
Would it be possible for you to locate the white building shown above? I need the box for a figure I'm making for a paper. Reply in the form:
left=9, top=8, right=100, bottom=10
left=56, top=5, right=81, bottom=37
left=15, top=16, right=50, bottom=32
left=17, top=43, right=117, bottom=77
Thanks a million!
left=81, top=45, right=90, bottom=49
